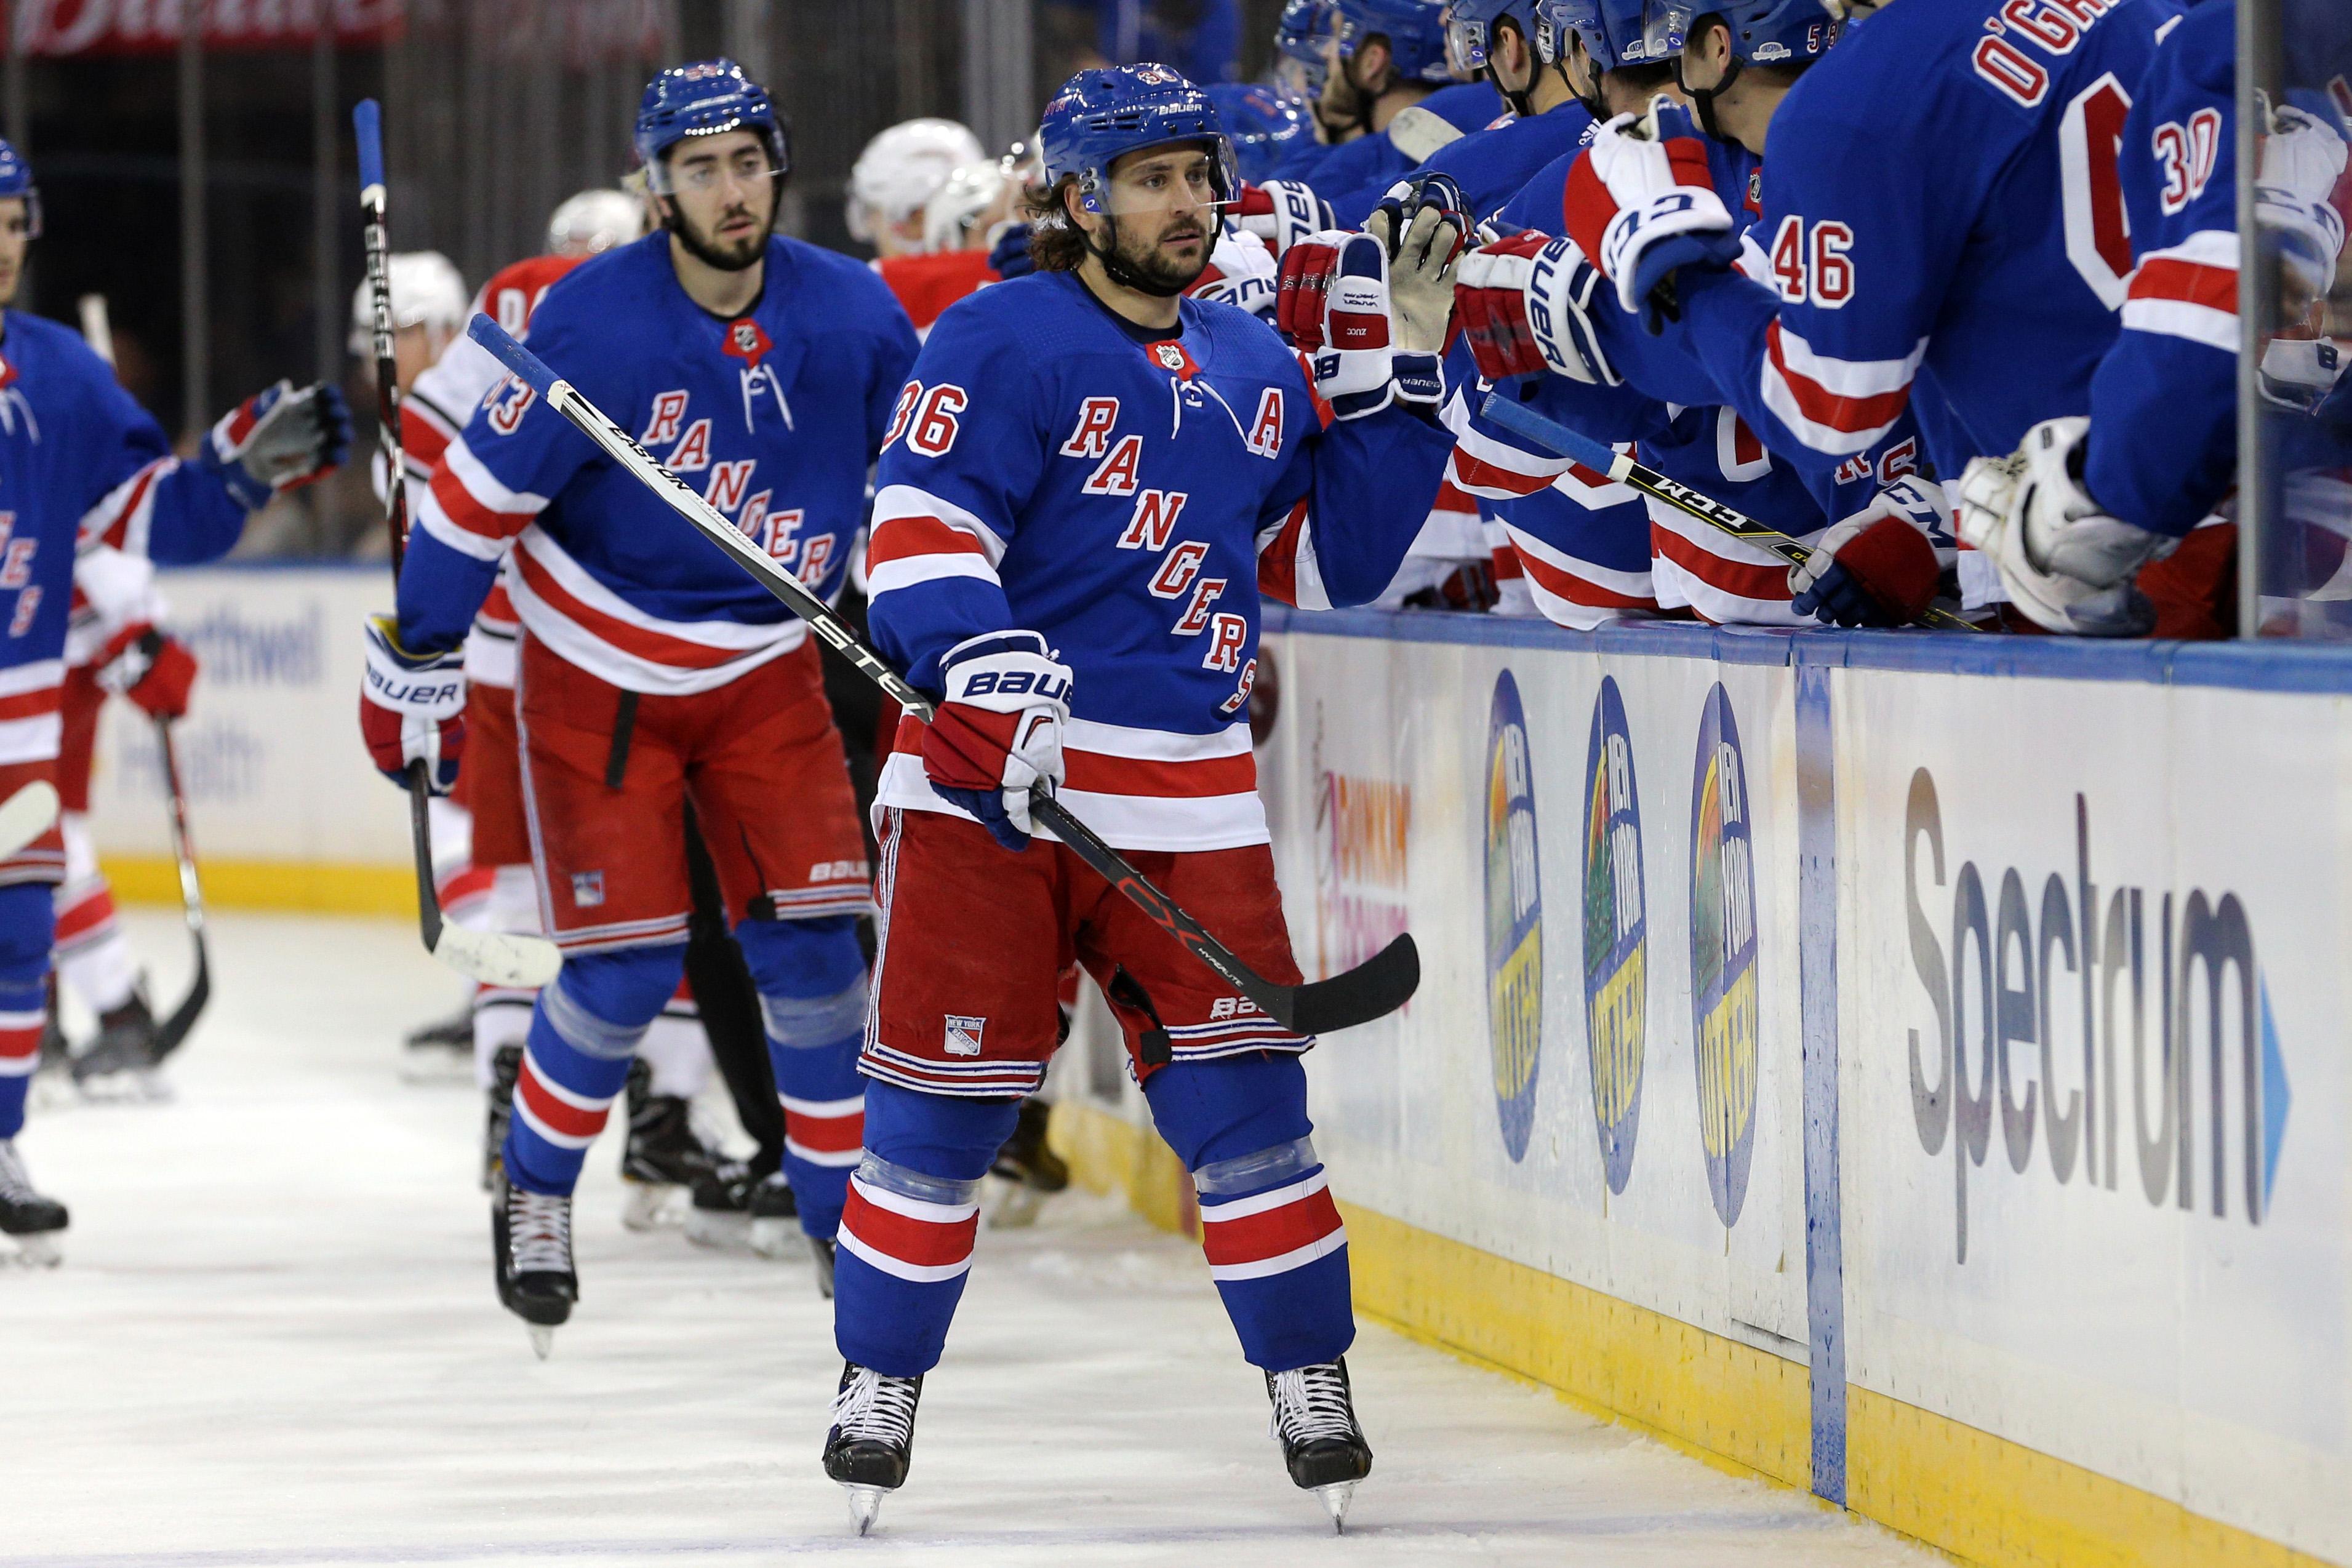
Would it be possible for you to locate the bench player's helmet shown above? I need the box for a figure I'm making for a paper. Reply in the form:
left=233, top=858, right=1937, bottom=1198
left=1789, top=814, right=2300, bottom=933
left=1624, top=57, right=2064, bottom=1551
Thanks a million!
left=1204, top=84, right=1314, bottom=185
left=0, top=141, right=41, bottom=238
left=1334, top=0, right=1457, bottom=86
left=633, top=58, right=791, bottom=198
left=1274, top=0, right=1335, bottom=97
left=1444, top=0, right=1561, bottom=117
left=1665, top=0, right=1839, bottom=141
left=1548, top=0, right=1685, bottom=74
left=1039, top=63, right=1238, bottom=219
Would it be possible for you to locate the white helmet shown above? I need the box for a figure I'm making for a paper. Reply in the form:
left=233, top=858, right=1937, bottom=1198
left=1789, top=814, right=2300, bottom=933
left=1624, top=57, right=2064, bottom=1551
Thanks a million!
left=847, top=118, right=987, bottom=243
left=546, top=188, right=646, bottom=258
left=347, top=250, right=467, bottom=357
left=922, top=161, right=1006, bottom=254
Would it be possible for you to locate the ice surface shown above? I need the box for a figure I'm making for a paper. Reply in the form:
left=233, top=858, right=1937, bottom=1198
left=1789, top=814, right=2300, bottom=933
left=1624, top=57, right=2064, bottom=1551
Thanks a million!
left=1, top=912, right=1938, bottom=1567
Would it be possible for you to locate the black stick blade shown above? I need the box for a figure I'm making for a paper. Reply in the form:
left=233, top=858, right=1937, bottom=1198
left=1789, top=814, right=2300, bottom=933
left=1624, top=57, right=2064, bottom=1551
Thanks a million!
left=1280, top=934, right=1420, bottom=1036
left=152, top=946, right=210, bottom=1062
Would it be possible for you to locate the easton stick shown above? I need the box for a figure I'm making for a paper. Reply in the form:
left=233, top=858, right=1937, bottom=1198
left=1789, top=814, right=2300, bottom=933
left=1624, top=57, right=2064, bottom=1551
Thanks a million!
left=465, top=313, right=1420, bottom=1040
left=147, top=718, right=209, bottom=1061
left=354, top=103, right=561, bottom=990
left=1476, top=391, right=1985, bottom=634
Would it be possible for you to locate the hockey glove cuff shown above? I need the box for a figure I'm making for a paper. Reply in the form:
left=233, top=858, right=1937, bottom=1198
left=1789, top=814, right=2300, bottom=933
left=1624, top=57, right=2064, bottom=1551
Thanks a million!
left=1279, top=230, right=1446, bottom=418
left=1234, top=180, right=1335, bottom=258
left=203, top=380, right=356, bottom=511
left=361, top=612, right=466, bottom=792
left=1583, top=108, right=1738, bottom=322
left=1453, top=230, right=1620, bottom=385
left=94, top=623, right=199, bottom=720
left=1957, top=417, right=2174, bottom=638
left=989, top=221, right=1037, bottom=280
left=1791, top=478, right=1951, bottom=628
left=921, top=630, right=1073, bottom=854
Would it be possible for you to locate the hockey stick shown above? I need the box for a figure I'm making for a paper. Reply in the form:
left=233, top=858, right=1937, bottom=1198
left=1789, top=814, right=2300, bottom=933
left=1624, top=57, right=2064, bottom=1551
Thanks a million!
left=1476, top=390, right=1985, bottom=633
left=148, top=718, right=210, bottom=1060
left=356, top=102, right=562, bottom=990
left=466, top=314, right=1420, bottom=1038
left=0, top=780, right=58, bottom=860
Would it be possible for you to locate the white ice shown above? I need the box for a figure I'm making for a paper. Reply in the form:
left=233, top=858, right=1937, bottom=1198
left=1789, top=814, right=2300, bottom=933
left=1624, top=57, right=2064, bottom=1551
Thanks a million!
left=1, top=911, right=1939, bottom=1567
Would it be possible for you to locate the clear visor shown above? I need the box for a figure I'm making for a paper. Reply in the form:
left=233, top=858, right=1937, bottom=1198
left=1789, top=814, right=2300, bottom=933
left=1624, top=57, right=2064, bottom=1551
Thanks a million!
left=1273, top=54, right=1327, bottom=98
left=1090, top=141, right=1237, bottom=220
left=646, top=128, right=785, bottom=198
left=1446, top=14, right=1492, bottom=75
left=0, top=191, right=41, bottom=241
left=1642, top=1, right=1694, bottom=60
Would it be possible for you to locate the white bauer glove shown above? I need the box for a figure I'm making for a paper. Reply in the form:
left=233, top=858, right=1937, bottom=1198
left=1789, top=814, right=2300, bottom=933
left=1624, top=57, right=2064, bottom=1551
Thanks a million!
left=2258, top=102, right=2349, bottom=311
left=1231, top=179, right=1335, bottom=258
left=1582, top=101, right=1738, bottom=321
left=1956, top=417, right=2176, bottom=637
left=919, top=630, right=1073, bottom=853
left=1275, top=222, right=1452, bottom=418
left=359, top=613, right=468, bottom=793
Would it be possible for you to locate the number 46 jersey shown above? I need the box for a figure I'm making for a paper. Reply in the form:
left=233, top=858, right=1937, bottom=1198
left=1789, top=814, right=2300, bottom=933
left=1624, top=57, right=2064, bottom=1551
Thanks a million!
left=1662, top=0, right=2183, bottom=489
left=866, top=268, right=1456, bottom=853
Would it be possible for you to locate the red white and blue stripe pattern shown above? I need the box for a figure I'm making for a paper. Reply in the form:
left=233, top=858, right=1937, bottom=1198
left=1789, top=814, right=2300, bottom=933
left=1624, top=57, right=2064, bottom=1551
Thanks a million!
left=1198, top=1169, right=1347, bottom=1284
left=836, top=1169, right=982, bottom=1284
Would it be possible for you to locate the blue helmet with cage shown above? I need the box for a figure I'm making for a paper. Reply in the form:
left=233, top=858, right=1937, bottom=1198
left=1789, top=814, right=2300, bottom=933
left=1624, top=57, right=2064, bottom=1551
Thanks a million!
left=633, top=58, right=791, bottom=196
left=0, top=141, right=39, bottom=238
left=1039, top=63, right=1238, bottom=217
left=1335, top=0, right=1455, bottom=86
left=1275, top=0, right=1335, bottom=93
left=1545, top=0, right=1684, bottom=74
left=1204, top=84, right=1312, bottom=184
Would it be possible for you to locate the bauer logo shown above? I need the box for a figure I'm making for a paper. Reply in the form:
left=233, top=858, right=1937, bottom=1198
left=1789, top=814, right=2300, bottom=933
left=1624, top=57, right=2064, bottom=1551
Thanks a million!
left=1485, top=670, right=1542, bottom=1162
left=1582, top=677, right=1646, bottom=1194
left=1690, top=684, right=1759, bottom=1228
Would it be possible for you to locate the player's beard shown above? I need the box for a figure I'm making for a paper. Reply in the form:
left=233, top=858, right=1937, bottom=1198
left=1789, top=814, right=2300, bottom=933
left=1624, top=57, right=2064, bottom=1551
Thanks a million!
left=667, top=194, right=775, bottom=273
left=1101, top=212, right=1210, bottom=297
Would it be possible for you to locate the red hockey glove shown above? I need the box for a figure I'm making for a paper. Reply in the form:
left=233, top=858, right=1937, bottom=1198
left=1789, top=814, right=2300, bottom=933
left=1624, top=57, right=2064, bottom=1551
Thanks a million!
left=1231, top=180, right=1333, bottom=258
left=360, top=612, right=466, bottom=792
left=1452, top=230, right=1620, bottom=385
left=920, top=630, right=1072, bottom=854
left=94, top=623, right=199, bottom=721
left=1791, top=478, right=1953, bottom=628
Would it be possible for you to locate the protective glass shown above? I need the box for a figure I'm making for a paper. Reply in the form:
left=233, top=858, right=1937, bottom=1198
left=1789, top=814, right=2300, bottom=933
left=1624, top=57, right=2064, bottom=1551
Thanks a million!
left=1446, top=12, right=1492, bottom=75
left=1090, top=140, right=1238, bottom=219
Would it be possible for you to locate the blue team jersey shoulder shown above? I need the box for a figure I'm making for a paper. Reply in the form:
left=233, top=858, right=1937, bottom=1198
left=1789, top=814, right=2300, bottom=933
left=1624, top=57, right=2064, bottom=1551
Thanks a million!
left=1410, top=103, right=1598, bottom=226
left=1425, top=80, right=1508, bottom=134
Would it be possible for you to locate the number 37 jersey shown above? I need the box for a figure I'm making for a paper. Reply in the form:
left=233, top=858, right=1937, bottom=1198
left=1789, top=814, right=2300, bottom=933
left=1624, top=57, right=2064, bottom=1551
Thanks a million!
left=866, top=270, right=1455, bottom=852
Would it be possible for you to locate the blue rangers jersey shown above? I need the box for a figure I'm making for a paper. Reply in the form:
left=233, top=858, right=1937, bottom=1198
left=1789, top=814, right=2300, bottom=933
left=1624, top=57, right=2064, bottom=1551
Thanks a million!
left=1329, top=95, right=1594, bottom=227
left=866, top=270, right=1455, bottom=852
left=2083, top=0, right=2238, bottom=536
left=0, top=311, right=250, bottom=769
left=398, top=232, right=919, bottom=693
left=1294, top=81, right=1508, bottom=203
left=1662, top=0, right=2182, bottom=488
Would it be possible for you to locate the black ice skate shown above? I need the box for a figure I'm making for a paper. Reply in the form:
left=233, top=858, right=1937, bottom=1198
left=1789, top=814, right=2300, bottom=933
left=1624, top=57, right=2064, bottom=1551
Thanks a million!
left=69, top=990, right=167, bottom=1100
left=822, top=1362, right=923, bottom=1535
left=400, top=1000, right=474, bottom=1084
left=1265, top=1358, right=1373, bottom=1532
left=492, top=1169, right=575, bottom=1359
left=987, top=1097, right=1070, bottom=1229
left=481, top=1044, right=521, bottom=1191
left=0, top=1138, right=68, bottom=1268
left=748, top=1169, right=801, bottom=1260
left=684, top=1158, right=754, bottom=1250
left=618, top=1059, right=719, bottom=1230
left=809, top=1234, right=836, bottom=1298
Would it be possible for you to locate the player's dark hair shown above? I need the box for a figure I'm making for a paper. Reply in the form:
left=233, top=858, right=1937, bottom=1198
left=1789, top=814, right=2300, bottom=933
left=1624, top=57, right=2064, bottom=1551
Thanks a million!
left=1609, top=61, right=1676, bottom=95
left=1026, top=175, right=1089, bottom=273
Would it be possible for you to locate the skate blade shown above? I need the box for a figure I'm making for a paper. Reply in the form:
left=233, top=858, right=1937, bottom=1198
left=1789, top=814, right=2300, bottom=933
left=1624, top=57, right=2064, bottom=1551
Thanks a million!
left=683, top=1210, right=750, bottom=1251
left=1316, top=1481, right=1358, bottom=1533
left=842, top=1484, right=886, bottom=1535
left=748, top=1217, right=806, bottom=1261
left=397, top=1054, right=474, bottom=1087
left=986, top=1178, right=1046, bottom=1230
left=620, top=1182, right=683, bottom=1232
left=72, top=1070, right=172, bottom=1105
left=527, top=1324, right=556, bottom=1360
left=5, top=1233, right=63, bottom=1268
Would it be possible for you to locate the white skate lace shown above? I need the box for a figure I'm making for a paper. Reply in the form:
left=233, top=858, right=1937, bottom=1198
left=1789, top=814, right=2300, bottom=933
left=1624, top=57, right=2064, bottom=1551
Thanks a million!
left=0, top=1140, right=36, bottom=1202
left=831, top=1366, right=919, bottom=1449
left=507, top=1187, right=572, bottom=1274
left=1268, top=1363, right=1358, bottom=1446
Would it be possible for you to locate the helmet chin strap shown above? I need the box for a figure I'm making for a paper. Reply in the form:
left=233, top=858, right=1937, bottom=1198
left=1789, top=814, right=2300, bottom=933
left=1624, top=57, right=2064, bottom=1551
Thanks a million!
left=1682, top=55, right=1744, bottom=145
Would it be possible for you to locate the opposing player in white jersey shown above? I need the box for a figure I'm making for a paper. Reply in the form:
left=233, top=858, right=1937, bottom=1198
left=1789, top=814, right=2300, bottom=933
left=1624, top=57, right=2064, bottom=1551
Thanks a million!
left=848, top=118, right=988, bottom=259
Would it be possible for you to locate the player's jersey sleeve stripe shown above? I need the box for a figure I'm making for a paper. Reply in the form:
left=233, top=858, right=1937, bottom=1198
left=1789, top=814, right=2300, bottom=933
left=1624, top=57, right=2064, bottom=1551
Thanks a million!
left=1254, top=498, right=1330, bottom=610
left=422, top=436, right=548, bottom=551
left=2121, top=230, right=2238, bottom=354
left=1759, top=322, right=1927, bottom=457
left=870, top=485, right=1008, bottom=565
left=1445, top=415, right=1575, bottom=500
left=1502, top=522, right=1660, bottom=612
left=77, top=457, right=173, bottom=554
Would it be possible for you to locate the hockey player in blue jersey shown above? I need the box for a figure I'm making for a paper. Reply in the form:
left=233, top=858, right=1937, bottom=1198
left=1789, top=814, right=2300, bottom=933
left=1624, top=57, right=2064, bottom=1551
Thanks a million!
left=0, top=139, right=350, bottom=1263
left=1554, top=0, right=2182, bottom=625
left=359, top=59, right=919, bottom=1347
left=1961, top=0, right=2346, bottom=636
left=819, top=63, right=1460, bottom=1534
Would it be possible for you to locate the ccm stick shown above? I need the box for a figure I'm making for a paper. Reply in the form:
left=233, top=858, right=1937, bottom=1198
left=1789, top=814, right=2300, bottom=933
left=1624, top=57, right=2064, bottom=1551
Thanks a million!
left=1475, top=390, right=1984, bottom=633
left=465, top=314, right=1420, bottom=1039
left=355, top=103, right=561, bottom=989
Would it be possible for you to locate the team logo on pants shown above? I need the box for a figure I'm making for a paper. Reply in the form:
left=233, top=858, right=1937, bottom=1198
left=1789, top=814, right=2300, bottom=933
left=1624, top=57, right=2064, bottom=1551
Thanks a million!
left=570, top=871, right=605, bottom=908
left=944, top=1014, right=986, bottom=1057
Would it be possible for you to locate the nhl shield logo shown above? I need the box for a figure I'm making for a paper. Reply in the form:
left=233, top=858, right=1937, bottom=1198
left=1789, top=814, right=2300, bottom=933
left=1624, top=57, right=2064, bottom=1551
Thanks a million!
left=1148, top=339, right=1199, bottom=380
left=722, top=316, right=772, bottom=371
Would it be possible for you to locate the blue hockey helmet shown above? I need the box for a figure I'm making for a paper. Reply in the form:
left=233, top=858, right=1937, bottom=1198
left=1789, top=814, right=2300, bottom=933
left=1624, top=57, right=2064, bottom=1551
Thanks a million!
left=0, top=141, right=38, bottom=238
left=1545, top=0, right=1685, bottom=74
left=1204, top=84, right=1313, bottom=183
left=633, top=58, right=791, bottom=196
left=1444, top=0, right=1554, bottom=78
left=1335, top=0, right=1457, bottom=86
left=1039, top=64, right=1238, bottom=216
left=1663, top=0, right=1838, bottom=70
left=1275, top=0, right=1336, bottom=89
